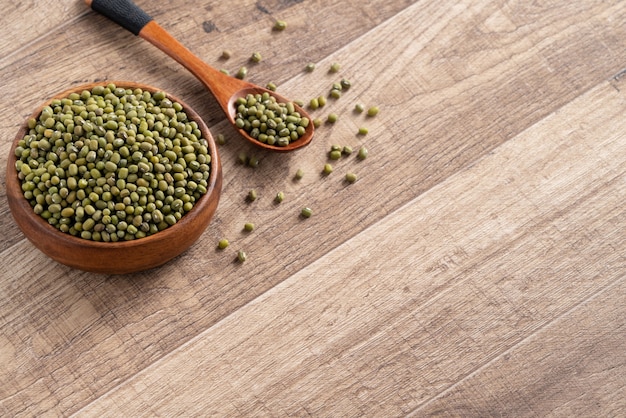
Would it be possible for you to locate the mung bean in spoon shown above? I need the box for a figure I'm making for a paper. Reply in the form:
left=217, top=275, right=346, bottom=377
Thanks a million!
left=85, top=0, right=314, bottom=152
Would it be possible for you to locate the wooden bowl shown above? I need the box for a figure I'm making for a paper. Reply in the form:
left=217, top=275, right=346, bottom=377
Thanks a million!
left=6, top=82, right=222, bottom=274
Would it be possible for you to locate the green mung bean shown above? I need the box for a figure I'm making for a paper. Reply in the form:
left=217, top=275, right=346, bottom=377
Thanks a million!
left=323, top=163, right=333, bottom=175
left=345, top=172, right=357, bottom=183
left=218, top=238, right=230, bottom=249
left=15, top=83, right=211, bottom=241
left=275, top=191, right=284, bottom=203
left=329, top=62, right=341, bottom=73
left=329, top=150, right=342, bottom=160
left=221, top=50, right=232, bottom=60
left=237, top=250, right=248, bottom=262
left=247, top=189, right=258, bottom=201
left=329, top=90, right=341, bottom=99
left=327, top=113, right=338, bottom=123
left=301, top=207, right=313, bottom=218
left=273, top=20, right=287, bottom=30
left=358, top=127, right=369, bottom=135
left=236, top=66, right=248, bottom=79
left=358, top=146, right=369, bottom=160
left=354, top=103, right=365, bottom=113
left=294, top=168, right=304, bottom=180
left=367, top=106, right=380, bottom=116
left=250, top=52, right=262, bottom=63
left=305, top=63, right=316, bottom=72
left=244, top=222, right=255, bottom=232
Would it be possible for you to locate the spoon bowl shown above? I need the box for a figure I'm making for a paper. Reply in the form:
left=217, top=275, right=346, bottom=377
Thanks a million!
left=86, top=0, right=314, bottom=152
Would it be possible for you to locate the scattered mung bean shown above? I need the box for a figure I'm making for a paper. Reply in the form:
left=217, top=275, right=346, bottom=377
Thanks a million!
left=329, top=62, right=341, bottom=73
left=218, top=238, right=230, bottom=249
left=305, top=63, right=316, bottom=72
left=247, top=189, right=258, bottom=201
left=358, top=127, right=369, bottom=135
left=354, top=103, right=365, bottom=113
left=273, top=20, right=287, bottom=30
left=342, top=145, right=353, bottom=155
left=294, top=168, right=304, bottom=180
left=323, top=163, right=333, bottom=174
left=345, top=172, right=357, bottom=183
left=237, top=250, right=248, bottom=262
left=301, top=207, right=313, bottom=218
left=357, top=146, right=369, bottom=160
left=236, top=66, right=248, bottom=79
left=275, top=191, right=284, bottom=203
left=244, top=222, right=255, bottom=232
left=250, top=52, right=262, bottom=63
left=327, top=113, right=338, bottom=123
left=221, top=50, right=232, bottom=59
left=329, top=150, right=342, bottom=160
left=367, top=106, right=380, bottom=116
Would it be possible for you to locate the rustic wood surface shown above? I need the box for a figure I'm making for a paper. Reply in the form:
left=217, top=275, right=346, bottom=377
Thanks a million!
left=1, top=0, right=624, bottom=416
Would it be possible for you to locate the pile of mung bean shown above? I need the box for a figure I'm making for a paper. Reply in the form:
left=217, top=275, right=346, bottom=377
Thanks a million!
left=14, top=83, right=211, bottom=242
left=234, top=93, right=310, bottom=147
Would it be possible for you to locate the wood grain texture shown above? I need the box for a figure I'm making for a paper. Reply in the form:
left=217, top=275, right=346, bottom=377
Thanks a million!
left=76, top=77, right=626, bottom=417
left=1, top=0, right=625, bottom=416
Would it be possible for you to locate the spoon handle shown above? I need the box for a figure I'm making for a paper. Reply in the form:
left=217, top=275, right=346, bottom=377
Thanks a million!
left=86, top=0, right=152, bottom=35
left=86, top=0, right=246, bottom=121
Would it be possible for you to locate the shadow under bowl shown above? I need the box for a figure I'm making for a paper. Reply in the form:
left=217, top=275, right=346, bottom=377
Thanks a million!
left=6, top=81, right=222, bottom=274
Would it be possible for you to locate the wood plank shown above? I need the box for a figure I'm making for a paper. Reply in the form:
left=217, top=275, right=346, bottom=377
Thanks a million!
left=76, top=76, right=626, bottom=415
left=412, top=280, right=626, bottom=417
left=2, top=0, right=626, bottom=415
left=0, top=1, right=85, bottom=62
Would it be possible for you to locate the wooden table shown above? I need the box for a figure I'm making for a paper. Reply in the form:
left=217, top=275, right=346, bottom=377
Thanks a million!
left=1, top=1, right=625, bottom=416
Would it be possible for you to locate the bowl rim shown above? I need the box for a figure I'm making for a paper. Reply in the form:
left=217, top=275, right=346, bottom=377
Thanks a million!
left=6, top=80, right=221, bottom=252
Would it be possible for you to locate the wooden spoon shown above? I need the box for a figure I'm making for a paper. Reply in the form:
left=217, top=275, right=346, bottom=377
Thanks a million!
left=85, top=0, right=314, bottom=152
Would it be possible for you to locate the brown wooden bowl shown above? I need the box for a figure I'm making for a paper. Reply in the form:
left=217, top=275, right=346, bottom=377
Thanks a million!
left=6, top=82, right=222, bottom=274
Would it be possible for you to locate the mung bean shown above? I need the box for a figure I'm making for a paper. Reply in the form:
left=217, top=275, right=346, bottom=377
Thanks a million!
left=275, top=191, right=284, bottom=203
left=250, top=52, right=262, bottom=63
left=273, top=20, right=287, bottom=31
left=358, top=146, right=369, bottom=160
left=218, top=238, right=230, bottom=249
left=237, top=250, right=248, bottom=262
left=301, top=207, right=312, bottom=218
left=367, top=106, right=380, bottom=117
left=345, top=172, right=357, bottom=183
left=244, top=222, right=255, bottom=232
left=236, top=66, right=248, bottom=79
left=323, top=163, right=333, bottom=175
